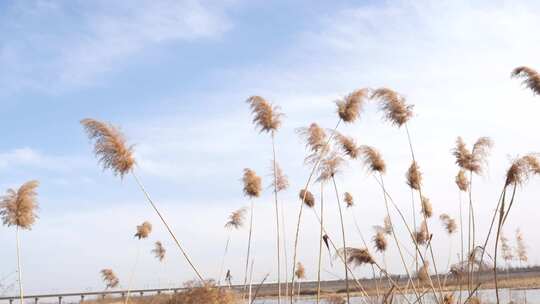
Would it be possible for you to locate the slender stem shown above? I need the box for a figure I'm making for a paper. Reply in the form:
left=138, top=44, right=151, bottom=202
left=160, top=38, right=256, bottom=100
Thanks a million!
left=248, top=259, right=255, bottom=304
left=317, top=183, right=324, bottom=304
left=467, top=171, right=475, bottom=295
left=458, top=191, right=464, bottom=304
left=271, top=132, right=282, bottom=304
left=281, top=200, right=289, bottom=302
left=243, top=200, right=255, bottom=292
left=131, top=171, right=204, bottom=282
left=16, top=226, right=23, bottom=304
left=124, top=242, right=141, bottom=304
left=218, top=234, right=231, bottom=286
left=290, top=119, right=341, bottom=303
left=331, top=176, right=350, bottom=304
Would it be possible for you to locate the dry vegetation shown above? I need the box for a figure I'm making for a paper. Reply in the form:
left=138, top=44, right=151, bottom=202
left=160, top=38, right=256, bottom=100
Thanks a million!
left=2, top=66, right=540, bottom=304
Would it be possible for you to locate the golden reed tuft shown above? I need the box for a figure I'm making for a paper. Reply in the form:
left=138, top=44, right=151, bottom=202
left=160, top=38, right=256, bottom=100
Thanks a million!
left=317, top=152, right=344, bottom=182
left=295, top=262, right=306, bottom=280
left=225, top=207, right=247, bottom=230
left=81, top=119, right=135, bottom=178
left=152, top=241, right=166, bottom=262
left=272, top=163, right=289, bottom=192
left=246, top=96, right=282, bottom=133
left=359, top=145, right=386, bottom=174
left=453, top=136, right=493, bottom=174
left=334, top=132, right=359, bottom=159
left=299, top=189, right=315, bottom=208
left=297, top=123, right=328, bottom=154
left=455, top=169, right=469, bottom=192
left=343, top=192, right=354, bottom=208
left=512, top=66, right=540, bottom=95
left=336, top=88, right=369, bottom=123
left=135, top=221, right=152, bottom=239
left=0, top=180, right=39, bottom=229
left=242, top=168, right=262, bottom=198
left=420, top=196, right=433, bottom=218
left=439, top=214, right=457, bottom=234
left=340, top=247, right=375, bottom=267
left=505, top=154, right=540, bottom=186
left=100, top=269, right=119, bottom=289
left=371, top=88, right=414, bottom=127
left=406, top=161, right=422, bottom=190
left=415, top=220, right=429, bottom=245
left=372, top=231, right=388, bottom=252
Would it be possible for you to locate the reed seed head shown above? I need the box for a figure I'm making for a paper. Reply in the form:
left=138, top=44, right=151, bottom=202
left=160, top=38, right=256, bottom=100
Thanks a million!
left=152, top=241, right=166, bottom=262
left=81, top=119, right=135, bottom=178
left=516, top=228, right=528, bottom=263
left=452, top=137, right=493, bottom=175
left=134, top=221, right=152, bottom=239
left=439, top=214, right=457, bottom=234
left=225, top=207, right=247, bottom=230
left=0, top=180, right=39, bottom=230
left=100, top=269, right=119, bottom=289
left=383, top=216, right=392, bottom=235
left=359, top=145, right=386, bottom=174
left=335, top=88, right=368, bottom=123
left=406, top=161, right=422, bottom=190
left=421, top=196, right=433, bottom=218
left=299, top=189, right=315, bottom=208
left=372, top=231, right=388, bottom=252
left=246, top=96, right=282, bottom=133
left=297, top=123, right=328, bottom=154
left=334, top=132, right=359, bottom=159
left=505, top=154, right=540, bottom=186
left=317, top=152, right=345, bottom=182
left=415, top=220, right=429, bottom=245
left=295, top=262, right=306, bottom=280
left=512, top=66, right=540, bottom=95
left=455, top=170, right=469, bottom=192
left=242, top=168, right=262, bottom=198
left=272, top=163, right=289, bottom=192
left=371, top=88, right=414, bottom=127
left=339, top=247, right=375, bottom=267
left=344, top=192, right=354, bottom=208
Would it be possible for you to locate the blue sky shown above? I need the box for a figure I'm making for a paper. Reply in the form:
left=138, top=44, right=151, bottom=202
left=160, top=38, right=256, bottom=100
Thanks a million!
left=1, top=0, right=540, bottom=295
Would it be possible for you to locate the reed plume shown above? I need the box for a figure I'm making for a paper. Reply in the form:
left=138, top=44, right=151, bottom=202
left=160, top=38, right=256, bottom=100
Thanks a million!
left=338, top=247, right=375, bottom=267
left=317, top=152, right=344, bottom=182
left=243, top=169, right=262, bottom=198
left=299, top=189, right=315, bottom=208
left=81, top=118, right=204, bottom=282
left=383, top=216, right=392, bottom=235
left=455, top=170, right=469, bottom=192
left=334, top=132, right=359, bottom=159
left=406, top=161, right=422, bottom=190
left=135, top=221, right=152, bottom=239
left=0, top=180, right=39, bottom=304
left=511, top=66, right=540, bottom=95
left=297, top=123, right=328, bottom=154
left=358, top=145, right=386, bottom=174
left=421, top=196, right=433, bottom=218
left=499, top=232, right=513, bottom=263
left=80, top=119, right=135, bottom=178
left=295, top=262, right=306, bottom=300
left=152, top=241, right=166, bottom=262
left=417, top=261, right=430, bottom=283
left=372, top=231, right=388, bottom=253
left=453, top=137, right=493, bottom=174
left=415, top=220, right=429, bottom=246
left=272, top=163, right=289, bottom=192
left=225, top=208, right=247, bottom=230
left=439, top=214, right=457, bottom=234
left=515, top=228, right=527, bottom=263
left=371, top=88, right=414, bottom=127
left=246, top=96, right=282, bottom=133
left=100, top=269, right=119, bottom=289
left=505, top=154, right=540, bottom=186
left=343, top=192, right=354, bottom=208
left=335, top=88, right=368, bottom=123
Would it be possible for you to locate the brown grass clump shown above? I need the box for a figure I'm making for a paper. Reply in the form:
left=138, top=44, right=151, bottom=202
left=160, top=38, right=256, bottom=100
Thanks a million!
left=81, top=119, right=135, bottom=178
left=442, top=293, right=455, bottom=304
left=339, top=247, right=375, bottom=267
left=371, top=88, right=414, bottom=127
left=225, top=207, right=247, bottom=230
left=505, top=154, right=540, bottom=186
left=452, top=137, right=493, bottom=174
left=439, top=214, right=457, bottom=234
left=100, top=269, right=119, bottom=289
left=358, top=145, right=386, bottom=174
left=324, top=294, right=345, bottom=304
left=152, top=241, right=166, bottom=262
left=317, top=153, right=344, bottom=182
left=406, top=161, right=422, bottom=190
left=242, top=168, right=262, bottom=198
left=171, top=282, right=239, bottom=304
left=417, top=261, right=430, bottom=282
left=299, top=189, right=315, bottom=208
left=135, top=221, right=152, bottom=239
left=334, top=132, right=359, bottom=159
left=0, top=180, right=39, bottom=229
left=272, top=163, right=289, bottom=192
left=421, top=196, right=433, bottom=218
left=512, top=66, right=540, bottom=95
left=455, top=169, right=469, bottom=192
left=297, top=123, right=328, bottom=154
left=246, top=96, right=282, bottom=133
left=335, top=88, right=369, bottom=123
left=372, top=231, right=388, bottom=252
left=343, top=192, right=354, bottom=208
left=295, top=262, right=306, bottom=280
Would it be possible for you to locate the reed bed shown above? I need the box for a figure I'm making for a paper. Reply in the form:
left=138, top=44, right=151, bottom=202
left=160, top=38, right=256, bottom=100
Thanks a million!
left=3, top=66, right=540, bottom=304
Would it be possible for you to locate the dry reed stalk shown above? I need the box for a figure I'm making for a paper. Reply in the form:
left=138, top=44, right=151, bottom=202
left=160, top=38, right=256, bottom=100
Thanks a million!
left=125, top=222, right=152, bottom=304
left=241, top=169, right=261, bottom=297
left=81, top=119, right=204, bottom=282
left=100, top=269, right=119, bottom=289
left=512, top=66, right=540, bottom=95
left=317, top=183, right=324, bottom=304
left=295, top=262, right=305, bottom=301
left=219, top=208, right=246, bottom=285
left=0, top=180, right=39, bottom=304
